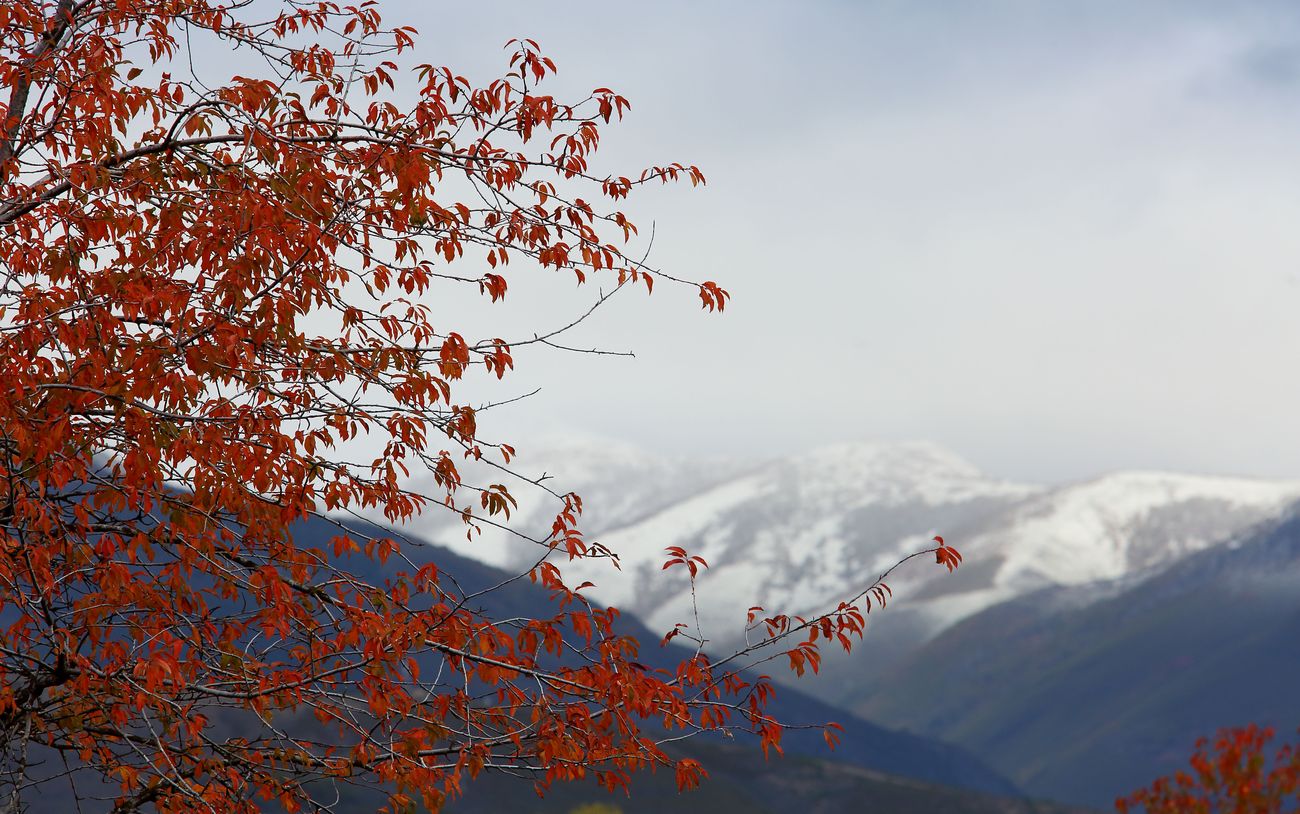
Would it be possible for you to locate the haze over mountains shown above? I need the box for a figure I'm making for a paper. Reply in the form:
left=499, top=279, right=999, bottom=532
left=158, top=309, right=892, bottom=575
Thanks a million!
left=361, top=436, right=1300, bottom=806
left=401, top=436, right=1299, bottom=651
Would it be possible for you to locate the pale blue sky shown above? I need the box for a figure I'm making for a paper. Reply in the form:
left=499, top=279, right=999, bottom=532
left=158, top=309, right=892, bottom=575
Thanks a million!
left=345, top=3, right=1300, bottom=482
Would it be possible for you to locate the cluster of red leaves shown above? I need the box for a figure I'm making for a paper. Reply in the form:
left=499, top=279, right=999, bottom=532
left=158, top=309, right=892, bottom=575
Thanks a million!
left=934, top=534, right=962, bottom=572
left=0, top=3, right=961, bottom=813
left=662, top=545, right=709, bottom=578
left=1117, top=725, right=1300, bottom=813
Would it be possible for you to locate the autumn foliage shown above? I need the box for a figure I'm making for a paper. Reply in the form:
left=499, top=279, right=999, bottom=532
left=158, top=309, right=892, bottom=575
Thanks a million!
left=1117, top=725, right=1300, bottom=814
left=0, top=2, right=960, bottom=812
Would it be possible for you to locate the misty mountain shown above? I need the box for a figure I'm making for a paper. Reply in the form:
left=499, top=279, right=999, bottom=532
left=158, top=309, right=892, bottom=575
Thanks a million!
left=494, top=440, right=1300, bottom=684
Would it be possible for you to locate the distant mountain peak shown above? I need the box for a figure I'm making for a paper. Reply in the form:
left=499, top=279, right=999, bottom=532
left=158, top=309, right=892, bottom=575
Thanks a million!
left=767, top=439, right=1040, bottom=513
left=792, top=438, right=987, bottom=476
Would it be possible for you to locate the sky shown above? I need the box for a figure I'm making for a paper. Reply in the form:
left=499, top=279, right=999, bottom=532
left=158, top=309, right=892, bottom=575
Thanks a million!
left=366, top=2, right=1300, bottom=484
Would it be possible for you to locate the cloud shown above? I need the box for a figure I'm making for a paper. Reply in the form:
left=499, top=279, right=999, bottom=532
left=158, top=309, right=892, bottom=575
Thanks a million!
left=364, top=3, right=1300, bottom=482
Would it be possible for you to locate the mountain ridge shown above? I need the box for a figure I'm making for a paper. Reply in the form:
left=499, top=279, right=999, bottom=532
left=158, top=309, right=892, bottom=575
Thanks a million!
left=488, top=440, right=1300, bottom=665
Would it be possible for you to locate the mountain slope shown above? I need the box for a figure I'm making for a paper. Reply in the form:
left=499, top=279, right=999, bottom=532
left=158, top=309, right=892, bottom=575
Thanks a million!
left=449, top=741, right=1096, bottom=814
left=22, top=506, right=1029, bottom=813
left=855, top=504, right=1300, bottom=807
left=289, top=512, right=1021, bottom=798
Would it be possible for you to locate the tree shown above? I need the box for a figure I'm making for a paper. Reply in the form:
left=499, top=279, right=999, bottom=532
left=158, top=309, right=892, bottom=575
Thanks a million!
left=1117, top=725, right=1300, bottom=813
left=0, top=3, right=961, bottom=812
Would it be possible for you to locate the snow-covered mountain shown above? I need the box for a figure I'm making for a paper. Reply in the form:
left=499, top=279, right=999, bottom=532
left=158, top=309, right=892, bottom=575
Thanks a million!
left=556, top=440, right=1040, bottom=641
left=532, top=440, right=1300, bottom=657
left=905, top=469, right=1300, bottom=633
left=361, top=435, right=1300, bottom=659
